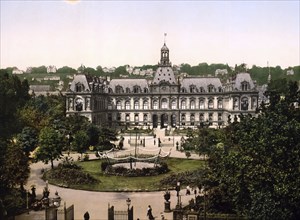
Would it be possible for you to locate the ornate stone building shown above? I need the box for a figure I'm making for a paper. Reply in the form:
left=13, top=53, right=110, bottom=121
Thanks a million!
left=66, top=42, right=259, bottom=129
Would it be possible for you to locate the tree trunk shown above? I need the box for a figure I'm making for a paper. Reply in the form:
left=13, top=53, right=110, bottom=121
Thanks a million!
left=51, top=159, right=54, bottom=169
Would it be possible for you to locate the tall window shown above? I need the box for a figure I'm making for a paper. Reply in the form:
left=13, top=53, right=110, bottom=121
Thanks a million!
left=153, top=100, right=158, bottom=109
left=125, top=114, right=130, bottom=122
left=190, top=113, right=195, bottom=126
left=190, top=100, right=195, bottom=109
left=209, top=113, right=213, bottom=121
left=171, top=100, right=176, bottom=109
left=161, top=98, right=168, bottom=109
left=181, top=100, right=186, bottom=109
left=108, top=102, right=113, bottom=110
left=199, top=99, right=204, bottom=109
left=134, top=114, right=139, bottom=125
left=115, top=86, right=123, bottom=94
left=116, top=101, right=121, bottom=110
left=208, top=85, right=214, bottom=93
left=134, top=100, right=139, bottom=110
left=133, top=86, right=140, bottom=93
left=125, top=101, right=130, bottom=110
left=241, top=97, right=249, bottom=110
left=241, top=81, right=250, bottom=91
left=200, top=113, right=204, bottom=122
left=208, top=99, right=214, bottom=109
left=143, top=101, right=148, bottom=109
left=75, top=83, right=84, bottom=92
left=218, top=99, right=223, bottom=109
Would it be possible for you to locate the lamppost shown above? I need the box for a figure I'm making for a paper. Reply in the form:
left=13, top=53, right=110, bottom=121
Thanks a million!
left=175, top=181, right=181, bottom=209
left=126, top=197, right=131, bottom=210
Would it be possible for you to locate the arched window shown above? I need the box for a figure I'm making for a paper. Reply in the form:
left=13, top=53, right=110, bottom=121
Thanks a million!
left=133, top=86, right=140, bottom=93
left=171, top=100, right=176, bottom=109
left=75, top=83, right=84, bottom=92
left=125, top=101, right=130, bottom=110
left=181, top=113, right=186, bottom=125
left=125, top=114, right=130, bottom=122
left=116, top=101, right=121, bottom=110
left=208, top=85, right=214, bottom=93
left=190, top=85, right=196, bottom=93
left=190, top=100, right=195, bottom=109
left=126, top=87, right=131, bottom=93
left=134, top=114, right=139, bottom=125
left=218, top=99, right=223, bottom=109
left=199, top=99, right=205, bottom=109
left=161, top=98, right=168, bottom=109
left=153, top=100, right=158, bottom=109
left=241, top=81, right=250, bottom=91
left=190, top=113, right=195, bottom=126
left=108, top=88, right=113, bottom=93
left=115, top=85, right=123, bottom=94
left=144, top=88, right=148, bottom=93
left=241, top=97, right=249, bottom=110
left=143, top=100, right=148, bottom=109
left=209, top=113, right=213, bottom=121
left=208, top=99, right=214, bottom=109
left=134, top=100, right=139, bottom=110
left=181, top=100, right=186, bottom=109
left=75, top=98, right=83, bottom=111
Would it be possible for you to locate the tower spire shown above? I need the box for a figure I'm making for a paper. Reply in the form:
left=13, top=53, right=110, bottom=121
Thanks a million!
left=164, top=33, right=167, bottom=44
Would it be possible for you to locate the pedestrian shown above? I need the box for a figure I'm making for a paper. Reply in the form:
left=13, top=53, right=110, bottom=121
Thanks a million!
left=84, top=211, right=90, bottom=220
left=154, top=139, right=156, bottom=145
left=147, top=205, right=154, bottom=220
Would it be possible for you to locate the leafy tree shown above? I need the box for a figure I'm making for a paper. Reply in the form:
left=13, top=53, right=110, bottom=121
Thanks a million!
left=17, top=127, right=38, bottom=156
left=56, top=66, right=76, bottom=74
left=2, top=142, right=30, bottom=190
left=0, top=70, right=30, bottom=139
left=205, top=81, right=300, bottom=218
left=72, top=130, right=89, bottom=157
left=86, top=124, right=100, bottom=146
left=99, top=128, right=118, bottom=149
left=36, top=127, right=64, bottom=169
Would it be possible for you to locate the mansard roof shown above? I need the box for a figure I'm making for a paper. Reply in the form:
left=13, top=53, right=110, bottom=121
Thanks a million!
left=152, top=67, right=177, bottom=85
left=181, top=77, right=222, bottom=89
left=233, top=73, right=255, bottom=90
left=108, top=78, right=149, bottom=89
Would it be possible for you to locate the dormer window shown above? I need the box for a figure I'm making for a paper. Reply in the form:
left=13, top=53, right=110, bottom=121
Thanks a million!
left=190, top=85, right=196, bottom=93
left=126, top=87, right=131, bottom=93
left=208, top=85, right=214, bottom=93
left=200, top=87, right=205, bottom=93
left=241, top=81, right=250, bottom=91
left=76, top=83, right=84, bottom=92
left=115, top=85, right=123, bottom=94
left=133, top=86, right=140, bottom=93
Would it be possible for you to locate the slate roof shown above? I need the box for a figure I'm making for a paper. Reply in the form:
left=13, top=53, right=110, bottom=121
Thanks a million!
left=108, top=79, right=149, bottom=89
left=181, top=77, right=222, bottom=90
left=233, top=73, right=255, bottom=90
left=152, top=67, right=177, bottom=85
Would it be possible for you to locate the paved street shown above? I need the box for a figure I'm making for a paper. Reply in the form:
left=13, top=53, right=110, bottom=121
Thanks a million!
left=19, top=133, right=201, bottom=220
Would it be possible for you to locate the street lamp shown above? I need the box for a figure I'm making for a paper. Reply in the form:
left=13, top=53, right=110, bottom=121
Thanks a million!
left=126, top=198, right=131, bottom=210
left=175, top=181, right=181, bottom=209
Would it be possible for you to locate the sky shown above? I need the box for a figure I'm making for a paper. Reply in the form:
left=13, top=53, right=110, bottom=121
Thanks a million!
left=0, top=0, right=299, bottom=71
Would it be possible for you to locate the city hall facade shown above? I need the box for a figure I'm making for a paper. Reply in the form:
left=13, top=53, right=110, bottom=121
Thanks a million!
left=66, top=42, right=259, bottom=129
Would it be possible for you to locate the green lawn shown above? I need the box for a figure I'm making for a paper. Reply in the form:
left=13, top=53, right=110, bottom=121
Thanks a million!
left=65, top=158, right=203, bottom=192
